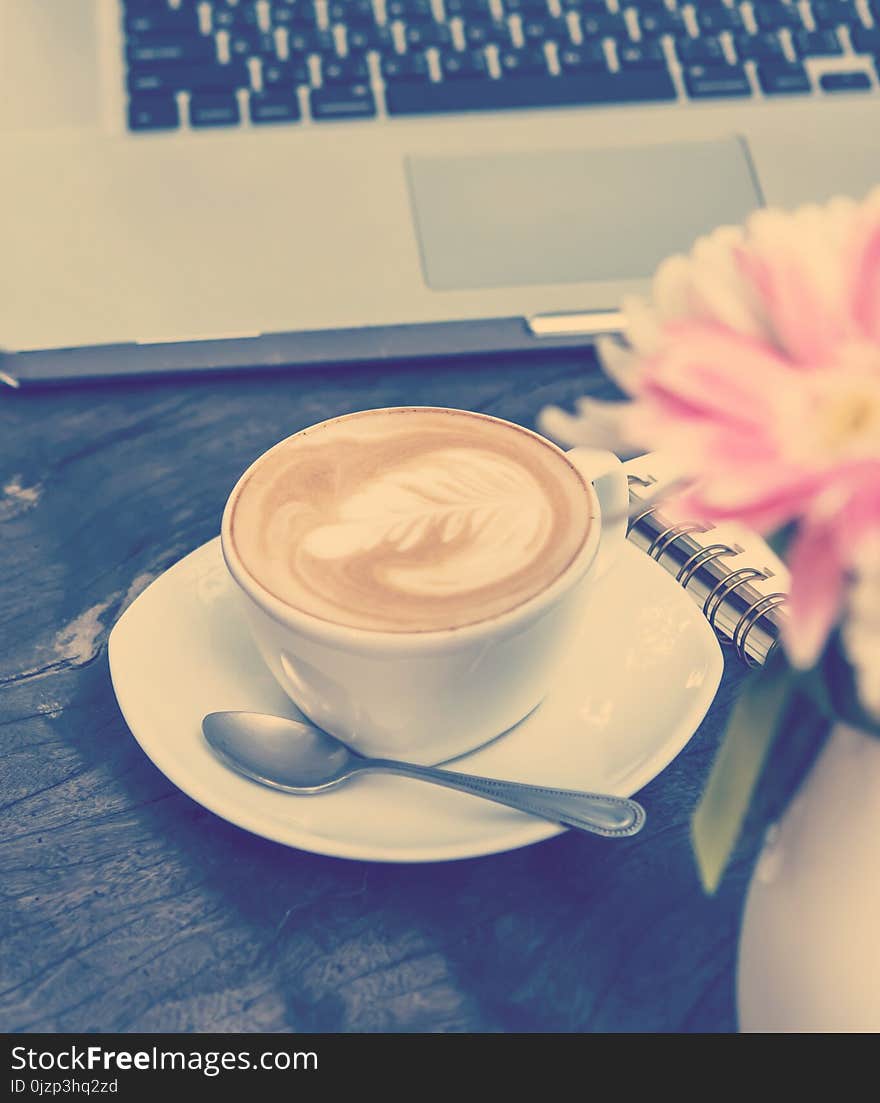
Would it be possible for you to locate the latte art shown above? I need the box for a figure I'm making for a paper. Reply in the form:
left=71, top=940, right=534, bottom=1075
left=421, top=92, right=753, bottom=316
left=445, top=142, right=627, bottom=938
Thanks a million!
left=230, top=409, right=590, bottom=632
left=303, top=448, right=553, bottom=595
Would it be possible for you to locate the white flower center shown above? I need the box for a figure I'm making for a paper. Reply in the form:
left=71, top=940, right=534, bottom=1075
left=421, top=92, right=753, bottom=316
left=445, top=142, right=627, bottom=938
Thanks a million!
left=813, top=344, right=880, bottom=459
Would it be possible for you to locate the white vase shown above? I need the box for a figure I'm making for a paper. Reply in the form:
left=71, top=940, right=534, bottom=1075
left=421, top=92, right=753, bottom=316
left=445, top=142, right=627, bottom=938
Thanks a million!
left=737, top=722, right=880, bottom=1032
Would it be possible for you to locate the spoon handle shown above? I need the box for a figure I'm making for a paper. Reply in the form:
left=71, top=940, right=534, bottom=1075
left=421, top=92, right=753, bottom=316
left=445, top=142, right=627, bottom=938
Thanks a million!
left=364, top=760, right=646, bottom=838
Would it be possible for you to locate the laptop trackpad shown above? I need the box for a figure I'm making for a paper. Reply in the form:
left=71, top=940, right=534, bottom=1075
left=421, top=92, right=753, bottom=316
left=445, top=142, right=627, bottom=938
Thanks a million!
left=406, top=138, right=761, bottom=291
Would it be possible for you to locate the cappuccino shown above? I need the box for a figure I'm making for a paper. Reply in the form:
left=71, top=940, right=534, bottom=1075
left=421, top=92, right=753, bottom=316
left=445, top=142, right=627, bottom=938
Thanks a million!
left=229, top=408, right=590, bottom=632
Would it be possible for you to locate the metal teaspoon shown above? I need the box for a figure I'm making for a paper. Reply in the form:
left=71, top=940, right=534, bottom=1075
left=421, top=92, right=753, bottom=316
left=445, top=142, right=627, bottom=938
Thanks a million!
left=202, top=711, right=646, bottom=839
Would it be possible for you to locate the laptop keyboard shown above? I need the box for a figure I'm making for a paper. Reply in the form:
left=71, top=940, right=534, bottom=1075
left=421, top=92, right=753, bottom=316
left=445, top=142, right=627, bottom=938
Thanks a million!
left=123, top=0, right=880, bottom=130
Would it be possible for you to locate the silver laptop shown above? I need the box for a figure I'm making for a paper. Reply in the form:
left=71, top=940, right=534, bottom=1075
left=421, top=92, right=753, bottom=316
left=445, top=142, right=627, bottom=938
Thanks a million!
left=2, top=0, right=879, bottom=385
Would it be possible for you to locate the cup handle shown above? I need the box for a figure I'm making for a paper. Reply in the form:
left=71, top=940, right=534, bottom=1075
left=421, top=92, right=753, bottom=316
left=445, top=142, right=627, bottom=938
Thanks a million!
left=566, top=448, right=629, bottom=580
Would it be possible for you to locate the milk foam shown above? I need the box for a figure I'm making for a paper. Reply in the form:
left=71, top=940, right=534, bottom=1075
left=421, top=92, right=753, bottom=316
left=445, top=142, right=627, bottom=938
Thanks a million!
left=230, top=409, right=589, bottom=632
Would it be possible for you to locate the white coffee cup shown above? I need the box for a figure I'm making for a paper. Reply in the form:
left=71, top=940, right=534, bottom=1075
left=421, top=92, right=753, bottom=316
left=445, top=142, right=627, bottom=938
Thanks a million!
left=221, top=409, right=629, bottom=766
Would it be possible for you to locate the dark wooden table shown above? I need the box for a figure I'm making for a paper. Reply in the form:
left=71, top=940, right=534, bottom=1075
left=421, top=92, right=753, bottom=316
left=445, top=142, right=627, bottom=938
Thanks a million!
left=0, top=353, right=752, bottom=1033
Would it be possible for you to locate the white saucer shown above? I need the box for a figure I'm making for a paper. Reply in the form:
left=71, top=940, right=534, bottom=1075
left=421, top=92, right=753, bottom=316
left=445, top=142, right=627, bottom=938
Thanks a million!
left=109, top=538, right=722, bottom=863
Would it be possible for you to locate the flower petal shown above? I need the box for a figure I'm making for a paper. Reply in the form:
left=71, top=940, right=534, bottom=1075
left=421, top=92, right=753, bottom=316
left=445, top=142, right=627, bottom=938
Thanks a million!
left=683, top=226, right=769, bottom=339
left=828, top=464, right=880, bottom=562
left=651, top=252, right=697, bottom=325
left=536, top=398, right=637, bottom=455
left=594, top=335, right=642, bottom=395
left=633, top=321, right=798, bottom=435
left=782, top=521, right=846, bottom=668
left=621, top=293, right=664, bottom=357
left=669, top=467, right=820, bottom=534
left=736, top=201, right=858, bottom=365
left=850, top=211, right=880, bottom=343
left=624, top=226, right=770, bottom=356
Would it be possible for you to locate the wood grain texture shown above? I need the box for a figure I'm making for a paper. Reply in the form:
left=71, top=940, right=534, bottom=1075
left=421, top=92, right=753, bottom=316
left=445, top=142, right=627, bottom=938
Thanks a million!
left=0, top=354, right=753, bottom=1033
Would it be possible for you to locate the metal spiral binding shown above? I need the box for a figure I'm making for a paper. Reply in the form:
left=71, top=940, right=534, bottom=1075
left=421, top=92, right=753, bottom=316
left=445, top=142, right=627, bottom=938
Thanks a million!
left=647, top=521, right=710, bottom=561
left=625, top=473, right=787, bottom=667
left=703, top=568, right=771, bottom=625
left=676, top=543, right=741, bottom=586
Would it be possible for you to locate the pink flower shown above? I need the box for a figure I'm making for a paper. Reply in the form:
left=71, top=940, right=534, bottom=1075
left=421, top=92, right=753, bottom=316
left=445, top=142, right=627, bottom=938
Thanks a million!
left=622, top=190, right=880, bottom=675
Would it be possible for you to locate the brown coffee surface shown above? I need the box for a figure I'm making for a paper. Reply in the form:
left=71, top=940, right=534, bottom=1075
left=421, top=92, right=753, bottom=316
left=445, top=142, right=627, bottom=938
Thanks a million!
left=230, top=409, right=591, bottom=632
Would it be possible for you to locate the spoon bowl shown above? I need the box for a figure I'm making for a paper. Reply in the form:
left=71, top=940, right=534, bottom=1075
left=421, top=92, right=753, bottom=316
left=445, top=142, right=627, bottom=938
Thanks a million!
left=204, top=711, right=357, bottom=793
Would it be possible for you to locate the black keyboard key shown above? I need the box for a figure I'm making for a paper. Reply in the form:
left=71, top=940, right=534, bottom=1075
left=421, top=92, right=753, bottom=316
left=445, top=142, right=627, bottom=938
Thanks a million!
left=757, top=61, right=811, bottom=94
left=406, top=23, right=454, bottom=49
left=810, top=0, right=860, bottom=28
left=580, top=14, right=626, bottom=39
left=637, top=10, right=685, bottom=39
left=820, top=70, right=872, bottom=91
left=792, top=29, right=843, bottom=56
left=850, top=27, right=880, bottom=54
left=441, top=49, right=490, bottom=79
left=262, top=58, right=311, bottom=87
left=128, top=93, right=179, bottom=130
left=753, top=3, right=803, bottom=30
left=189, top=90, right=241, bottom=126
left=127, top=61, right=249, bottom=93
left=464, top=21, right=511, bottom=47
left=229, top=31, right=278, bottom=60
left=386, top=0, right=434, bottom=20
left=250, top=91, right=301, bottom=122
left=124, top=9, right=200, bottom=36
left=385, top=69, right=676, bottom=114
left=329, top=0, right=376, bottom=23
left=346, top=25, right=394, bottom=52
left=212, top=4, right=260, bottom=31
left=696, top=8, right=744, bottom=33
left=382, top=52, right=431, bottom=81
left=444, top=0, right=494, bottom=16
left=676, top=35, right=727, bottom=65
left=498, top=46, right=550, bottom=76
left=521, top=17, right=569, bottom=42
left=126, top=36, right=215, bottom=65
left=684, top=63, right=752, bottom=98
left=286, top=29, right=334, bottom=54
left=128, top=66, right=175, bottom=95
left=503, top=1, right=553, bottom=12
left=557, top=42, right=607, bottom=71
left=310, top=83, right=377, bottom=118
left=270, top=1, right=318, bottom=29
left=211, top=7, right=235, bottom=31
left=734, top=32, right=786, bottom=62
left=616, top=40, right=667, bottom=70
left=321, top=55, right=371, bottom=85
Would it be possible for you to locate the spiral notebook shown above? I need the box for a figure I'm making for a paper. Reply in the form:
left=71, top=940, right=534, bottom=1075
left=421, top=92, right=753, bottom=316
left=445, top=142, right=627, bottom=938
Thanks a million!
left=623, top=453, right=788, bottom=668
